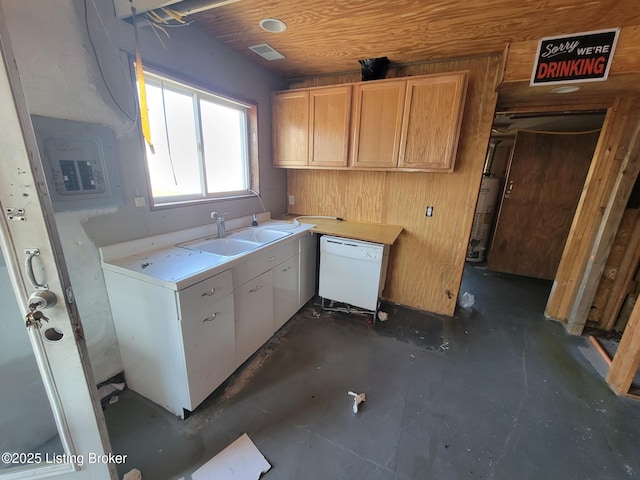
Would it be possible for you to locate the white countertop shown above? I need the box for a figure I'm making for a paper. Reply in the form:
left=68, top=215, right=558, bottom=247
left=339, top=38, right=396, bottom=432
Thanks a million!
left=100, top=216, right=314, bottom=290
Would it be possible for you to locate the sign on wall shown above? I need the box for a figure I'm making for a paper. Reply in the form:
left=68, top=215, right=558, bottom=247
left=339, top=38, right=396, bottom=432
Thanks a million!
left=530, top=28, right=620, bottom=86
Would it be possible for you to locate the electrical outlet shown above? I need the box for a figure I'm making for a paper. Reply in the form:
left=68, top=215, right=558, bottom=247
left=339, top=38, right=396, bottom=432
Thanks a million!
left=426, top=206, right=434, bottom=217
left=288, top=195, right=295, bottom=205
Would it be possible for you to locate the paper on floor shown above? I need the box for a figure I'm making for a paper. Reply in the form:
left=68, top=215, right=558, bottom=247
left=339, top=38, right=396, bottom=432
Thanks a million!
left=192, top=433, right=271, bottom=480
left=122, top=468, right=141, bottom=480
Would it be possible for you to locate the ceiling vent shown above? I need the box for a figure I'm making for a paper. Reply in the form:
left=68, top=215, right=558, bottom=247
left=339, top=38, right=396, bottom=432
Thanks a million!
left=248, top=44, right=285, bottom=61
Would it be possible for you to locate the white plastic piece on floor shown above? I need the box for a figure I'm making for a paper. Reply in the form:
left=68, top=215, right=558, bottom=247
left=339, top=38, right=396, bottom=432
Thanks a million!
left=377, top=311, right=388, bottom=321
left=122, top=468, right=142, bottom=480
left=458, top=292, right=475, bottom=309
left=348, top=391, right=366, bottom=413
left=192, top=433, right=271, bottom=480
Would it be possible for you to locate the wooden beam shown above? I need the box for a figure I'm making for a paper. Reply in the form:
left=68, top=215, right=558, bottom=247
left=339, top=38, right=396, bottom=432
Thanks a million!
left=565, top=98, right=640, bottom=335
left=545, top=96, right=640, bottom=329
left=496, top=104, right=611, bottom=115
left=607, top=296, right=640, bottom=395
left=601, top=215, right=640, bottom=330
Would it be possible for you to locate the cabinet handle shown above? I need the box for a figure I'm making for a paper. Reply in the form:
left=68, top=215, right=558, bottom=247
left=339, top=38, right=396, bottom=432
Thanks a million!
left=268, top=256, right=275, bottom=262
left=203, top=312, right=218, bottom=322
left=249, top=285, right=262, bottom=293
left=282, top=266, right=291, bottom=272
left=201, top=288, right=216, bottom=297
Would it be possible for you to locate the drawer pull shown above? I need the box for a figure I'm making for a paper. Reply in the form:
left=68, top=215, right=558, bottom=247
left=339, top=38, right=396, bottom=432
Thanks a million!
left=269, top=256, right=275, bottom=262
left=282, top=266, right=291, bottom=272
left=202, top=312, right=218, bottom=322
left=201, top=288, right=216, bottom=297
left=249, top=285, right=262, bottom=293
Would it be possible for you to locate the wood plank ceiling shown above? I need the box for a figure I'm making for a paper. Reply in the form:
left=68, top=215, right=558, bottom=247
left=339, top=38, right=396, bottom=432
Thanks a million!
left=187, top=0, right=640, bottom=80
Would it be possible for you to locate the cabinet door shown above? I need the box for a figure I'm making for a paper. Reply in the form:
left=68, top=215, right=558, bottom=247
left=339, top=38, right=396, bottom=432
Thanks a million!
left=180, top=293, right=235, bottom=410
left=234, top=270, right=274, bottom=367
left=351, top=80, right=405, bottom=168
left=299, top=234, right=318, bottom=307
left=177, top=270, right=234, bottom=410
left=309, top=86, right=351, bottom=167
left=398, top=72, right=468, bottom=172
left=273, top=255, right=299, bottom=331
left=272, top=90, right=309, bottom=167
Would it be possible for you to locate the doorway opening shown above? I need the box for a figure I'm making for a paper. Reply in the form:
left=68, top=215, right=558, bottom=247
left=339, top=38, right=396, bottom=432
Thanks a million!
left=465, top=110, right=606, bottom=279
left=462, top=107, right=640, bottom=392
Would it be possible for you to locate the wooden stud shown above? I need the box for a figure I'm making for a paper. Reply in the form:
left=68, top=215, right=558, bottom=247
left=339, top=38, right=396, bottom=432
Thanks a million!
left=545, top=96, right=640, bottom=327
left=607, top=297, right=640, bottom=395
left=565, top=98, right=640, bottom=334
left=601, top=213, right=640, bottom=330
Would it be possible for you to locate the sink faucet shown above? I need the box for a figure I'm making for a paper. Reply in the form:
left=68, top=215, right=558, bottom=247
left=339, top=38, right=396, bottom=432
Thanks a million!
left=211, top=212, right=226, bottom=238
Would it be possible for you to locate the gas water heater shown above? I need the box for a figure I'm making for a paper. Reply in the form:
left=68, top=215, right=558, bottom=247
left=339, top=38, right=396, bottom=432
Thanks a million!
left=467, top=140, right=502, bottom=263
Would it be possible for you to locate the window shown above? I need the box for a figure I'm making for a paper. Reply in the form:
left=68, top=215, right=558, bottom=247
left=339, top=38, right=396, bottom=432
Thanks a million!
left=139, top=68, right=257, bottom=207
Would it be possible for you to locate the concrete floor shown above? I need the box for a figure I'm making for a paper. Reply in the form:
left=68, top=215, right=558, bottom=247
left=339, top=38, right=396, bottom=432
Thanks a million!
left=104, top=265, right=640, bottom=479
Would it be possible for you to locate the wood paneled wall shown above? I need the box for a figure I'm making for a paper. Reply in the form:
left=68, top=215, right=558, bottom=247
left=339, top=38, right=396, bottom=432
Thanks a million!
left=287, top=55, right=501, bottom=315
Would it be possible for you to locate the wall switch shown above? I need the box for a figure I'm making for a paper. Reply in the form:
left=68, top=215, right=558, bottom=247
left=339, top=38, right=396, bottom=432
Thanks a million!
left=288, top=195, right=295, bottom=205
left=134, top=196, right=146, bottom=207
left=426, top=206, right=434, bottom=217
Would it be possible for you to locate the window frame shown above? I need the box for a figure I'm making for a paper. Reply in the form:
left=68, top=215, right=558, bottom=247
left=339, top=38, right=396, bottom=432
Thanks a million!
left=133, top=62, right=260, bottom=209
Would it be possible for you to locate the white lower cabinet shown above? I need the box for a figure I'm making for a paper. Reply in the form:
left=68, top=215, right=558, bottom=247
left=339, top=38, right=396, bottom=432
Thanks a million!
left=179, top=286, right=235, bottom=410
left=103, top=230, right=319, bottom=417
left=273, top=255, right=300, bottom=331
left=234, top=269, right=274, bottom=367
left=299, top=232, right=318, bottom=307
left=103, top=268, right=234, bottom=418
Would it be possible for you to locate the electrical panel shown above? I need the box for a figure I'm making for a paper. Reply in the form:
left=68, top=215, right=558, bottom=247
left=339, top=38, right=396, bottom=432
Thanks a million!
left=31, top=115, right=124, bottom=212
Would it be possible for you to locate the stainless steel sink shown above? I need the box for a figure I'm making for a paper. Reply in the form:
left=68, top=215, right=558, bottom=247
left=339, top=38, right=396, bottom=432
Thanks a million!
left=179, top=227, right=292, bottom=257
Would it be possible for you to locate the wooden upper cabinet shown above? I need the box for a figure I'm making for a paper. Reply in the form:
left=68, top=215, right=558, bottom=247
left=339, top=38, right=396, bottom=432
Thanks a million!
left=309, top=86, right=351, bottom=167
left=398, top=72, right=468, bottom=171
left=350, top=80, right=406, bottom=169
left=272, top=71, right=468, bottom=172
left=272, top=90, right=309, bottom=167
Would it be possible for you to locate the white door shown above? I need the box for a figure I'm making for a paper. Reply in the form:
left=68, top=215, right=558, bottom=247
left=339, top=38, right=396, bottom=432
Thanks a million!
left=0, top=8, right=115, bottom=480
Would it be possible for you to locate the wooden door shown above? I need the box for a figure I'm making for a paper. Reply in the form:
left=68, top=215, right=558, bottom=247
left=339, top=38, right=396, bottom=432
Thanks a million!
left=309, top=85, right=351, bottom=167
left=487, top=130, right=600, bottom=280
left=350, top=80, right=405, bottom=168
left=272, top=90, right=309, bottom=167
left=398, top=72, right=468, bottom=171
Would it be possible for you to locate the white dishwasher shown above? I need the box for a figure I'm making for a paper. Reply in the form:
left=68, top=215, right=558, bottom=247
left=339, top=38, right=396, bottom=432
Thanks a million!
left=319, top=235, right=390, bottom=311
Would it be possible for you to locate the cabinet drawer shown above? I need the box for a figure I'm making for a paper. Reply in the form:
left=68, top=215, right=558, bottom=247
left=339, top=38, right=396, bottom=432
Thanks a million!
left=178, top=269, right=233, bottom=316
left=232, top=239, right=297, bottom=288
